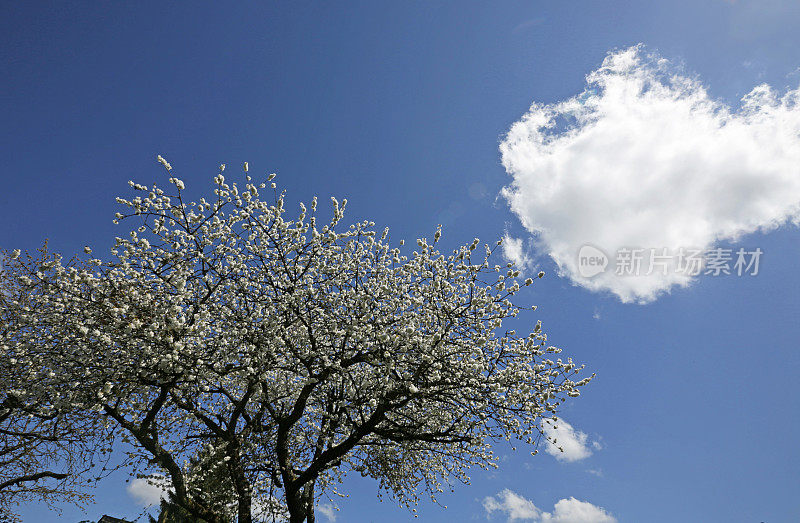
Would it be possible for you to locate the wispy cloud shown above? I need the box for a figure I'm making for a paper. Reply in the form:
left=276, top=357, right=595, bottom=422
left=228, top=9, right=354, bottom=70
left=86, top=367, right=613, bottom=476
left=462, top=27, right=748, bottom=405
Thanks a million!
left=512, top=18, right=545, bottom=34
left=483, top=489, right=616, bottom=522
left=501, top=233, right=534, bottom=270
left=317, top=503, right=337, bottom=521
left=501, top=44, right=800, bottom=303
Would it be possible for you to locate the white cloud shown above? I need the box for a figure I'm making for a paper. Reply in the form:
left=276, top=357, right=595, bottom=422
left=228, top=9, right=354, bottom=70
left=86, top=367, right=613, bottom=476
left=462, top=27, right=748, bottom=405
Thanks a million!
left=540, top=497, right=617, bottom=523
left=317, top=503, right=337, bottom=522
left=501, top=44, right=800, bottom=303
left=484, top=490, right=616, bottom=523
left=484, top=489, right=541, bottom=521
left=541, top=418, right=596, bottom=462
left=127, top=476, right=170, bottom=506
left=502, top=233, right=534, bottom=270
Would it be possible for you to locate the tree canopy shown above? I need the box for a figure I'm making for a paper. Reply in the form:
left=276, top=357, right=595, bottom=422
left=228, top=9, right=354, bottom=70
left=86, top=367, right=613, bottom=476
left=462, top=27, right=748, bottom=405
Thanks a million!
left=1, top=244, right=114, bottom=522
left=0, top=159, right=592, bottom=522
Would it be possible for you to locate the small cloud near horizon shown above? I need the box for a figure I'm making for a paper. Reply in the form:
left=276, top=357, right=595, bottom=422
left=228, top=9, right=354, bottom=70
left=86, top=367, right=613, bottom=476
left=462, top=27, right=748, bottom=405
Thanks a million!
left=483, top=489, right=616, bottom=522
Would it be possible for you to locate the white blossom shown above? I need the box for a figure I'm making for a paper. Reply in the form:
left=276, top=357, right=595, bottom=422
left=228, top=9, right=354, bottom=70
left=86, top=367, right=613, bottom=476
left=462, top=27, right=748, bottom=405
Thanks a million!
left=157, top=154, right=172, bottom=171
left=0, top=163, right=592, bottom=523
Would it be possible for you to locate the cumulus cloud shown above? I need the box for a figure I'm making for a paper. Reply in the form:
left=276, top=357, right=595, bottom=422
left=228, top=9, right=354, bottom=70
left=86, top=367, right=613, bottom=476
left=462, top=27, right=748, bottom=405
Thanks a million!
left=541, top=418, right=597, bottom=462
left=483, top=489, right=616, bottom=522
left=501, top=44, right=800, bottom=302
left=127, top=476, right=170, bottom=506
left=483, top=489, right=541, bottom=521
left=540, top=497, right=617, bottom=523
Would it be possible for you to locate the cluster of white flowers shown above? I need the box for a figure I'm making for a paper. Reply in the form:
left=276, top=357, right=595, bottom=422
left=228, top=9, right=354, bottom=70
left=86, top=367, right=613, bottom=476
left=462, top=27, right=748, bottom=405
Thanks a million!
left=0, top=159, right=592, bottom=522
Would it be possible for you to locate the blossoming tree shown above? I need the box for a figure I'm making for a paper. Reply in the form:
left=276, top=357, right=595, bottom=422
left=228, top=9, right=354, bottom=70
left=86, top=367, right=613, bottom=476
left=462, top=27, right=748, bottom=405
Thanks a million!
left=0, top=247, right=113, bottom=522
left=0, top=159, right=593, bottom=523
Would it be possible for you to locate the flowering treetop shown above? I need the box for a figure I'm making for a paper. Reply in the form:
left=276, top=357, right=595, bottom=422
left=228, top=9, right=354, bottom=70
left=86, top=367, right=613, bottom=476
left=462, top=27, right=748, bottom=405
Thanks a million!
left=0, top=158, right=592, bottom=523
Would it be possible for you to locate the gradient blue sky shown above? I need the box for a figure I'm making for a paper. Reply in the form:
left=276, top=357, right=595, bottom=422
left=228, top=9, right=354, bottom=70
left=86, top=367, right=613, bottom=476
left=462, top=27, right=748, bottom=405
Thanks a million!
left=3, top=2, right=800, bottom=522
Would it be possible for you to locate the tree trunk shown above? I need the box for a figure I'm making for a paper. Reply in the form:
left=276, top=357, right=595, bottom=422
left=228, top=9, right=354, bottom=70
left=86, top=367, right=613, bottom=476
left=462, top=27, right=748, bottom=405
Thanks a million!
left=286, top=488, right=307, bottom=523
left=237, top=494, right=252, bottom=523
left=304, top=480, right=316, bottom=523
left=224, top=441, right=253, bottom=523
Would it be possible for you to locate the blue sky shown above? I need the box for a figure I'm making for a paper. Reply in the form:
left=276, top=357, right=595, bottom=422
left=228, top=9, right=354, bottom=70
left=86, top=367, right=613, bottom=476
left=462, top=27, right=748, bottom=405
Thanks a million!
left=3, top=2, right=800, bottom=522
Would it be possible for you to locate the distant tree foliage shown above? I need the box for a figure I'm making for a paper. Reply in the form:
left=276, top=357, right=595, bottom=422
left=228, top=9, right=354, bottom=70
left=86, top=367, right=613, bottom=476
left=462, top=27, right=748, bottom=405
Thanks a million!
left=0, top=159, right=592, bottom=522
